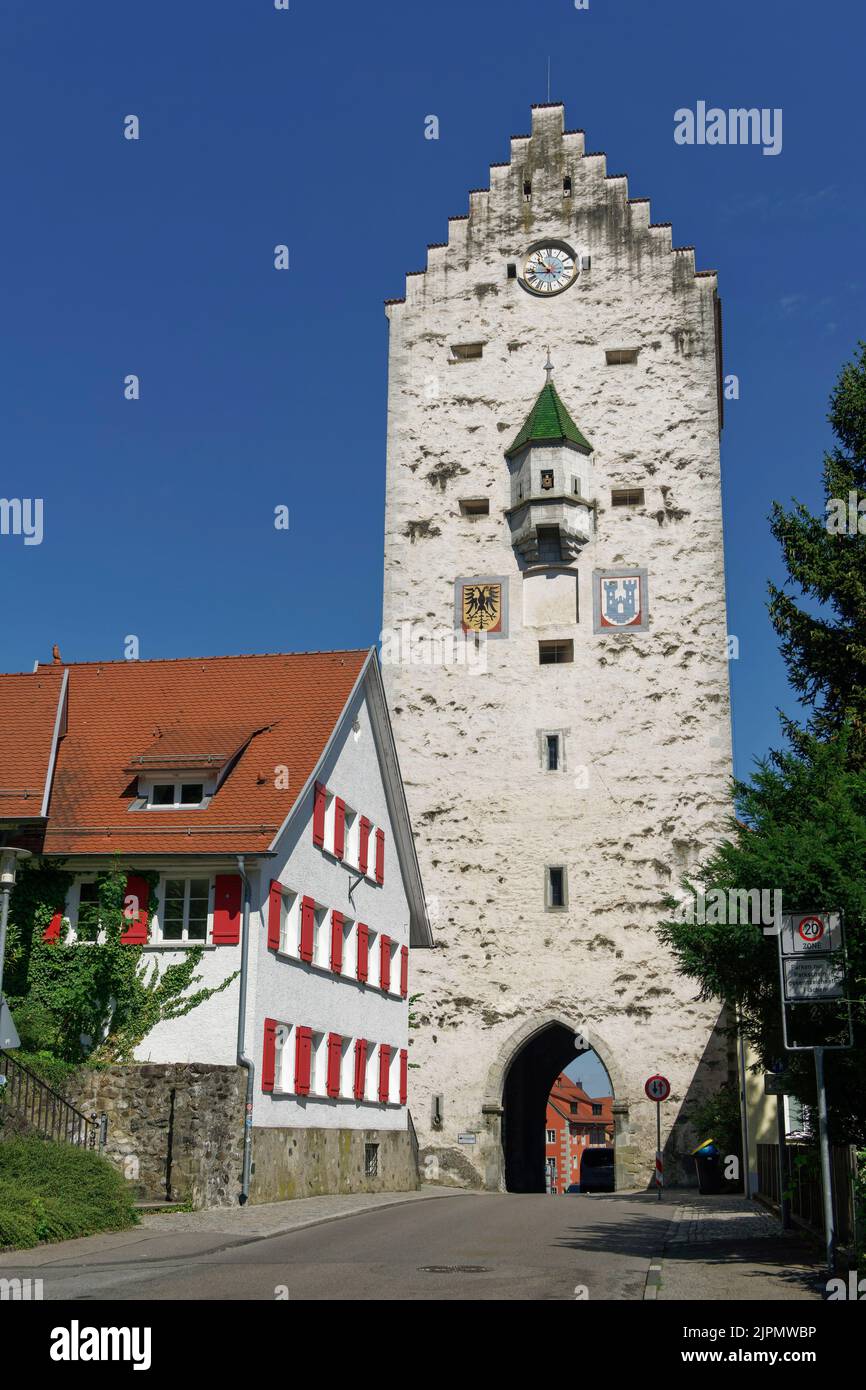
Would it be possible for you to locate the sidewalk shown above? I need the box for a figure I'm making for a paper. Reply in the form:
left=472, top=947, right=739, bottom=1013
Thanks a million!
left=0, top=1187, right=468, bottom=1271
left=645, top=1194, right=825, bottom=1301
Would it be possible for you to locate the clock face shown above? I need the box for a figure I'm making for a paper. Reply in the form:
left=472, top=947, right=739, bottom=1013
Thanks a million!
left=523, top=244, right=577, bottom=296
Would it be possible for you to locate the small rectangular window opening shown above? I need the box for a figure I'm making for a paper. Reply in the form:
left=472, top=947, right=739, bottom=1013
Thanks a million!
left=605, top=348, right=639, bottom=365
left=450, top=342, right=484, bottom=361
left=507, top=262, right=517, bottom=279
left=548, top=867, right=566, bottom=909
left=611, top=488, right=645, bottom=508
left=563, top=175, right=572, bottom=195
left=546, top=734, right=559, bottom=771
left=523, top=180, right=532, bottom=201
left=459, top=498, right=490, bottom=517
left=539, top=640, right=574, bottom=665
left=364, top=1142, right=379, bottom=1178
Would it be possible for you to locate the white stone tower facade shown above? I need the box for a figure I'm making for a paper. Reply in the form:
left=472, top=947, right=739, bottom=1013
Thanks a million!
left=382, top=104, right=734, bottom=1191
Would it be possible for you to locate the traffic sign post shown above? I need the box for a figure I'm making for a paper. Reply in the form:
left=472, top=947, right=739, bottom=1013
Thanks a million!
left=777, top=911, right=852, bottom=1275
left=645, top=1074, right=671, bottom=1201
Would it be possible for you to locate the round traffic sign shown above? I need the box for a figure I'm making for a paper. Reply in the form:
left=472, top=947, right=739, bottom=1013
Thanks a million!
left=797, top=915, right=825, bottom=943
left=645, top=1074, right=671, bottom=1102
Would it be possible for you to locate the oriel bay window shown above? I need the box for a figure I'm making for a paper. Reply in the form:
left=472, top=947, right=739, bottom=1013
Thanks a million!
left=161, top=877, right=210, bottom=942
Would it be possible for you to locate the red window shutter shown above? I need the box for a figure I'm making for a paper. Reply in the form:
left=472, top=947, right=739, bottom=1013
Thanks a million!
left=294, top=1026, right=312, bottom=1096
left=313, top=781, right=326, bottom=848
left=333, top=797, right=345, bottom=860
left=399, top=1048, right=408, bottom=1105
left=330, top=910, right=344, bottom=974
left=379, top=934, right=391, bottom=992
left=299, top=895, right=315, bottom=963
left=378, top=1044, right=391, bottom=1103
left=326, top=1032, right=342, bottom=1098
left=356, top=923, right=369, bottom=982
left=353, top=1038, right=368, bottom=1100
left=400, top=944, right=409, bottom=999
left=121, top=875, right=150, bottom=945
left=43, top=909, right=64, bottom=943
left=358, top=816, right=371, bottom=874
left=267, top=880, right=283, bottom=950
left=262, top=1018, right=278, bottom=1093
left=213, top=873, right=242, bottom=945
left=374, top=828, right=385, bottom=885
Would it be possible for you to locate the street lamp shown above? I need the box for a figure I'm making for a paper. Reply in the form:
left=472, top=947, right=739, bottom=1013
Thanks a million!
left=0, top=847, right=32, bottom=1003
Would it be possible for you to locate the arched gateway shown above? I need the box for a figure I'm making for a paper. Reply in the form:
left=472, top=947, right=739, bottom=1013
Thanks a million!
left=382, top=103, right=734, bottom=1192
left=484, top=1013, right=628, bottom=1193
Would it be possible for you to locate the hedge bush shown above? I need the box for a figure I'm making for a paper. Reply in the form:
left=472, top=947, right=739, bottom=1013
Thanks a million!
left=0, top=1137, right=138, bottom=1249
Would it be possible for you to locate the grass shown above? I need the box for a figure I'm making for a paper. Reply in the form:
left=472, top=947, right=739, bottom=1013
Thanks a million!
left=0, top=1136, right=138, bottom=1250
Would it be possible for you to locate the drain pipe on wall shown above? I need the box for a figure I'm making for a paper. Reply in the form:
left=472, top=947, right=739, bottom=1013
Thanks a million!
left=236, top=855, right=255, bottom=1205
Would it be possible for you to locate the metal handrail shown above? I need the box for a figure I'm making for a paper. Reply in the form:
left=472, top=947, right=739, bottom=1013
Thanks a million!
left=0, top=1050, right=105, bottom=1151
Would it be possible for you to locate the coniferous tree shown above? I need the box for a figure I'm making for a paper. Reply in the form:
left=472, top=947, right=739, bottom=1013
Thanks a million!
left=769, top=341, right=866, bottom=759
left=659, top=345, right=866, bottom=1142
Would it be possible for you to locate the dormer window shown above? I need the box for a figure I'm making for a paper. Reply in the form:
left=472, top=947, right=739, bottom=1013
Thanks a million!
left=147, top=781, right=207, bottom=808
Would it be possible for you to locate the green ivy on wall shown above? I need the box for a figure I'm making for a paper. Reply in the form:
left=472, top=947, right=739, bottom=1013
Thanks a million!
left=5, top=860, right=238, bottom=1064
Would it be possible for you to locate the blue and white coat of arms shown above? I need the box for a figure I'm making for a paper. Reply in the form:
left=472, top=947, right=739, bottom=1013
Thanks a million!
left=593, top=568, right=649, bottom=632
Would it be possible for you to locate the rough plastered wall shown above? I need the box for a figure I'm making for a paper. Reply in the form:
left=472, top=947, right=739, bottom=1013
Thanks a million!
left=381, top=103, right=734, bottom=1189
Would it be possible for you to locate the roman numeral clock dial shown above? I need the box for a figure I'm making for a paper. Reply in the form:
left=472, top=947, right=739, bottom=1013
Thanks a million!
left=520, top=241, right=579, bottom=297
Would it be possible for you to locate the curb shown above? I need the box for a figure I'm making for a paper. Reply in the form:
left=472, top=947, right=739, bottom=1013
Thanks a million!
left=642, top=1203, right=684, bottom=1301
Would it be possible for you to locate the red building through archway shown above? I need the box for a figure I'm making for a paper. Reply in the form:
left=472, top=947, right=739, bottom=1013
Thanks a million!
left=544, top=1073, right=614, bottom=1193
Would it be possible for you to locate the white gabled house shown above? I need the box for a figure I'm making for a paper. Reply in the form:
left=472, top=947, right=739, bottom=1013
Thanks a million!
left=0, top=647, right=432, bottom=1200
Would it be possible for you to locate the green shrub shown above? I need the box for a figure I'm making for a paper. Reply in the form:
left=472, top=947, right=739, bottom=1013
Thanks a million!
left=0, top=1137, right=138, bottom=1250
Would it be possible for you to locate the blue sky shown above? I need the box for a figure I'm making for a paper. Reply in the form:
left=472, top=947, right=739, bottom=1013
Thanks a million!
left=2, top=0, right=864, bottom=781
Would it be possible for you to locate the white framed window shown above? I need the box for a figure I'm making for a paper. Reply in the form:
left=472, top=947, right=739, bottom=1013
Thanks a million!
left=364, top=825, right=380, bottom=883
left=70, top=880, right=102, bottom=943
left=145, top=781, right=210, bottom=809
left=274, top=1023, right=292, bottom=1092
left=366, top=927, right=379, bottom=988
left=364, top=1043, right=378, bottom=1101
left=339, top=1036, right=354, bottom=1097
left=547, top=1129, right=556, bottom=1144
left=386, top=939, right=399, bottom=995
left=310, top=1030, right=327, bottom=1097
left=342, top=918, right=358, bottom=977
left=323, top=791, right=336, bottom=855
left=343, top=807, right=359, bottom=868
left=388, top=1047, right=401, bottom=1104
left=312, top=904, right=329, bottom=970
left=159, top=876, right=211, bottom=943
left=280, top=889, right=300, bottom=956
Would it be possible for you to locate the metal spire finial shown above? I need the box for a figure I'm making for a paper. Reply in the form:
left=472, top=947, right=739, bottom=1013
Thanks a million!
left=544, top=347, right=555, bottom=383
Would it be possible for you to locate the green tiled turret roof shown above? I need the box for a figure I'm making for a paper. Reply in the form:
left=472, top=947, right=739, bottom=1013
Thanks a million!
left=505, top=381, right=592, bottom=457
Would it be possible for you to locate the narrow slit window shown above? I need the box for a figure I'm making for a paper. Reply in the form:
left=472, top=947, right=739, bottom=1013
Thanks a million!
left=548, top=866, right=566, bottom=909
left=507, top=262, right=517, bottom=279
left=523, top=180, right=532, bottom=201
left=546, top=734, right=560, bottom=771
left=563, top=175, right=572, bottom=195
left=611, top=488, right=645, bottom=508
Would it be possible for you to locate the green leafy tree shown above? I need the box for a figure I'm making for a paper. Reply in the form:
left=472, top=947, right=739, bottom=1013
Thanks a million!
left=5, top=862, right=237, bottom=1064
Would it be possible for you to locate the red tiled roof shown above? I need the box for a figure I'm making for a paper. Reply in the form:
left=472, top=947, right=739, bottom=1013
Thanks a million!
left=4, top=651, right=369, bottom=856
left=0, top=667, right=65, bottom=819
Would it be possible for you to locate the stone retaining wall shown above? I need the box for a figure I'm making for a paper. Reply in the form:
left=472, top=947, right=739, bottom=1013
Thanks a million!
left=72, top=1063, right=246, bottom=1209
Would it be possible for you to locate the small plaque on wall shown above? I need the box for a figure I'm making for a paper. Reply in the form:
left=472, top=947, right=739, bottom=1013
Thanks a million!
left=592, top=567, right=649, bottom=633
left=454, top=576, right=509, bottom=637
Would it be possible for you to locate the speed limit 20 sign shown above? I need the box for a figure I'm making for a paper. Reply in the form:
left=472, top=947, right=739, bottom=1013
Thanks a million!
left=644, top=1074, right=671, bottom=1102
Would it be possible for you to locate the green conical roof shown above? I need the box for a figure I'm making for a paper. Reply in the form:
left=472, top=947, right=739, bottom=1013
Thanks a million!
left=505, top=380, right=592, bottom=457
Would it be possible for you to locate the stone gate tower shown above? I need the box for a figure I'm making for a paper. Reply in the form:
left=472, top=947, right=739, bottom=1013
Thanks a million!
left=382, top=104, right=733, bottom=1191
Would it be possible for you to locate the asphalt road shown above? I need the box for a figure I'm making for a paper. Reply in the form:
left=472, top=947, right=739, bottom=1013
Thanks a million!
left=3, top=1192, right=672, bottom=1301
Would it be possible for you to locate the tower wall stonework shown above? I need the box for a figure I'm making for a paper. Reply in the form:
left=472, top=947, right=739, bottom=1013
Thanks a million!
left=382, top=104, right=734, bottom=1190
